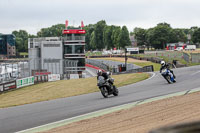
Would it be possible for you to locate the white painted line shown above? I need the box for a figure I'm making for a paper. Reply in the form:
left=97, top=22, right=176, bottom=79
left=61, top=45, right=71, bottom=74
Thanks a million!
left=145, top=72, right=156, bottom=81
left=86, top=68, right=96, bottom=77
left=191, top=71, right=200, bottom=76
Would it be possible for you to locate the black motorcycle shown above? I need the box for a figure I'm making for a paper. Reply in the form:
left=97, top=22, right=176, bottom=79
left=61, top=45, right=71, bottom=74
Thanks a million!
left=161, top=68, right=176, bottom=84
left=97, top=76, right=119, bottom=98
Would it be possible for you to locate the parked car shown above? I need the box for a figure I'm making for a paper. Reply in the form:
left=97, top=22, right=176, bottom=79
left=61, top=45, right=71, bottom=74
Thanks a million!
left=174, top=47, right=183, bottom=51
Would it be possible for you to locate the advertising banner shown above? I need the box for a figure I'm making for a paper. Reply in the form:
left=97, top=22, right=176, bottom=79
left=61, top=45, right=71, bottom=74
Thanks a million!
left=48, top=74, right=60, bottom=82
left=3, top=81, right=16, bottom=91
left=127, top=47, right=139, bottom=52
left=16, top=76, right=34, bottom=88
left=70, top=74, right=79, bottom=79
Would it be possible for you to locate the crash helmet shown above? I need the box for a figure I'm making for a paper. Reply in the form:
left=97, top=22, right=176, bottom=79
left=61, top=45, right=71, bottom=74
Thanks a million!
left=160, top=61, right=165, bottom=66
left=97, top=69, right=102, bottom=76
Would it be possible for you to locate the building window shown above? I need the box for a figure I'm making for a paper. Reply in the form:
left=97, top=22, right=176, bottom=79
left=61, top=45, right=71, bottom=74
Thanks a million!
left=64, top=45, right=73, bottom=54
left=68, top=58, right=85, bottom=67
left=75, top=45, right=84, bottom=54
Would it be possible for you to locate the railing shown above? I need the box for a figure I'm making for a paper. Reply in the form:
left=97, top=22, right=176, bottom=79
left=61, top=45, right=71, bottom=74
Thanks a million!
left=63, top=36, right=85, bottom=41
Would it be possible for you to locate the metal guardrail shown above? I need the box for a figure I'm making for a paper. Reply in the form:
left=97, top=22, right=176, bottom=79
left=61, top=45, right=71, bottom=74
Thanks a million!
left=86, top=58, right=154, bottom=74
left=113, top=65, right=154, bottom=75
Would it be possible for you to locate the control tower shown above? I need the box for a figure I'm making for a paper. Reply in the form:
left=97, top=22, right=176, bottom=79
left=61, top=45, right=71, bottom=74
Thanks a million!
left=62, top=21, right=86, bottom=77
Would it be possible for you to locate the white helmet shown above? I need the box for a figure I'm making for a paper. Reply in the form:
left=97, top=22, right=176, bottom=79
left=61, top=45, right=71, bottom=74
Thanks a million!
left=161, top=61, right=165, bottom=66
left=97, top=69, right=102, bottom=75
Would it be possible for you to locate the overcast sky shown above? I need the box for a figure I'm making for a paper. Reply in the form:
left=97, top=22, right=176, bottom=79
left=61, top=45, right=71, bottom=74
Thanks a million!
left=0, top=0, right=200, bottom=35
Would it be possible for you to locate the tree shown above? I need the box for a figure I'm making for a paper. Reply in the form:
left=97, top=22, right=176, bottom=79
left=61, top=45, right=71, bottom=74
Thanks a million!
left=170, top=29, right=187, bottom=43
left=84, top=24, right=95, bottom=51
left=37, top=24, right=65, bottom=37
left=118, top=26, right=131, bottom=49
left=151, top=23, right=172, bottom=49
left=94, top=20, right=106, bottom=50
left=146, top=28, right=155, bottom=50
left=111, top=26, right=121, bottom=49
left=133, top=27, right=147, bottom=47
left=12, top=30, right=29, bottom=52
left=89, top=31, right=96, bottom=50
left=192, top=27, right=200, bottom=45
left=103, top=25, right=114, bottom=50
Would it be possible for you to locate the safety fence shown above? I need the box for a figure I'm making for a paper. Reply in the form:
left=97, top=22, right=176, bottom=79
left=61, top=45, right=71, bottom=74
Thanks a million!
left=86, top=58, right=154, bottom=74
left=183, top=52, right=200, bottom=63
left=89, top=54, right=187, bottom=68
left=0, top=73, right=63, bottom=93
left=86, top=58, right=138, bottom=73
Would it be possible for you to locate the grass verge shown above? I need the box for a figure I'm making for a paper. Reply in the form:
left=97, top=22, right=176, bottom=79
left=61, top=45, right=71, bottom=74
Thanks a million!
left=0, top=73, right=149, bottom=108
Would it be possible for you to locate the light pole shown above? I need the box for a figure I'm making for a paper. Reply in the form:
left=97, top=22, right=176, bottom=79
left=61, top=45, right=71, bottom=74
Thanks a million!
left=125, top=48, right=128, bottom=71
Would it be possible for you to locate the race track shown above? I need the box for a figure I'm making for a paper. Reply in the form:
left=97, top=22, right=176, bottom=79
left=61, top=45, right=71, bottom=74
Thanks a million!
left=0, top=65, right=200, bottom=133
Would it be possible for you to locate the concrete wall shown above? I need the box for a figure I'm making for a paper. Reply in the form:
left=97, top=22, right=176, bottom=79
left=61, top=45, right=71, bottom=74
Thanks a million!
left=191, top=53, right=200, bottom=63
left=41, top=41, right=63, bottom=74
left=29, top=48, right=41, bottom=71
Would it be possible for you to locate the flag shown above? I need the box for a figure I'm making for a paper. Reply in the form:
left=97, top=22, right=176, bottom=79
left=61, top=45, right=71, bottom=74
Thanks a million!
left=81, top=21, right=84, bottom=28
left=65, top=20, right=68, bottom=29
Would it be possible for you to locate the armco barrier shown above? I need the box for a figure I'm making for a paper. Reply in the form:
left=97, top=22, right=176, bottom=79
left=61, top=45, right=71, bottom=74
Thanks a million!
left=113, top=65, right=154, bottom=75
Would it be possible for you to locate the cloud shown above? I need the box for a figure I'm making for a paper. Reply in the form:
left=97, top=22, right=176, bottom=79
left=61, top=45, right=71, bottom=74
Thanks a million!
left=0, top=0, right=200, bottom=34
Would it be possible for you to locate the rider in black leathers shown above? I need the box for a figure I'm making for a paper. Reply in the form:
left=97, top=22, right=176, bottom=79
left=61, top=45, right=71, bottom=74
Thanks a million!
left=97, top=70, right=113, bottom=90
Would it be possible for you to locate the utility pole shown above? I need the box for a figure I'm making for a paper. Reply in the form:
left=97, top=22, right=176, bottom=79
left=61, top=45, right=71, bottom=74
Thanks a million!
left=125, top=48, right=128, bottom=71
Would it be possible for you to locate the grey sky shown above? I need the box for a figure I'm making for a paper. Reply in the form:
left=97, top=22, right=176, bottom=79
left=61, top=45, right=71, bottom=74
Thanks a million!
left=0, top=0, right=200, bottom=35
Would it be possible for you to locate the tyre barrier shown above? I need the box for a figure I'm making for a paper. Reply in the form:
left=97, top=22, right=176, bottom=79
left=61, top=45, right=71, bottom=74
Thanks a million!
left=149, top=121, right=200, bottom=133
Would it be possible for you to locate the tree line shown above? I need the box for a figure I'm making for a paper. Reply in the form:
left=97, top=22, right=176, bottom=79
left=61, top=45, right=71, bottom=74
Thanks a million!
left=131, top=23, right=200, bottom=50
left=12, top=20, right=200, bottom=53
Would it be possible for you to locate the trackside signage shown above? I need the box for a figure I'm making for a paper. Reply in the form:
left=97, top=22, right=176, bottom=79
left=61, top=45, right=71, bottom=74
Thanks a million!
left=16, top=76, right=35, bottom=88
left=0, top=81, right=16, bottom=93
left=48, top=74, right=60, bottom=82
left=126, top=47, right=139, bottom=52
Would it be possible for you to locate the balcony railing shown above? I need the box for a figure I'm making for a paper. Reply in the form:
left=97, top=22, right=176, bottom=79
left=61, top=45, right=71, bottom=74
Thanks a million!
left=63, top=36, right=85, bottom=41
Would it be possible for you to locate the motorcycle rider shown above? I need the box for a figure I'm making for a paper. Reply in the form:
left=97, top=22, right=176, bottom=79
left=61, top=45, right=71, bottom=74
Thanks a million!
left=97, top=69, right=113, bottom=90
left=160, top=61, right=176, bottom=82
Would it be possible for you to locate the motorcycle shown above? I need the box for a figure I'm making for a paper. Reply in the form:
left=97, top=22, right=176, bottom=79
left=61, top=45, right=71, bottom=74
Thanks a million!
left=97, top=76, right=119, bottom=98
left=161, top=69, right=176, bottom=84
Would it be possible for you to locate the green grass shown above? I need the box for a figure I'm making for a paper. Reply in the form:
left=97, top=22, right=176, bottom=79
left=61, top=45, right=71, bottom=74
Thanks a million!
left=19, top=52, right=28, bottom=56
left=86, top=51, right=102, bottom=56
left=0, top=73, right=149, bottom=108
left=133, top=62, right=161, bottom=71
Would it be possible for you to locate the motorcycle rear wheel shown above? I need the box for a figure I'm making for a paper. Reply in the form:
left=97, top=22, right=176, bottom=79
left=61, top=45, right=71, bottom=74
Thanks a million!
left=113, top=86, right=119, bottom=96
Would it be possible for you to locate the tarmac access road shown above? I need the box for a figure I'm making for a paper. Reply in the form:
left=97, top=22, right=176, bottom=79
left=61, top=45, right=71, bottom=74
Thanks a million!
left=0, top=65, right=200, bottom=133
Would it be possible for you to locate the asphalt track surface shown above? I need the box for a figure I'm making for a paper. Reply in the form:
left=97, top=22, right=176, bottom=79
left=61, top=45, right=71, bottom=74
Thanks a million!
left=0, top=65, right=200, bottom=133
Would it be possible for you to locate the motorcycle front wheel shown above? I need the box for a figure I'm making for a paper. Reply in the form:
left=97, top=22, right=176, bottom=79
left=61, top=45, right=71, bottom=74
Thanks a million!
left=100, top=86, right=109, bottom=98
